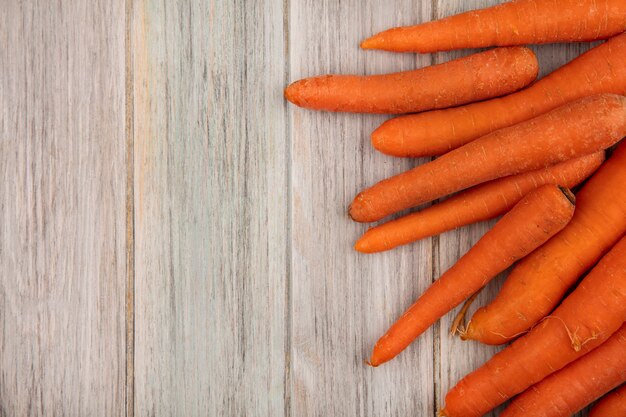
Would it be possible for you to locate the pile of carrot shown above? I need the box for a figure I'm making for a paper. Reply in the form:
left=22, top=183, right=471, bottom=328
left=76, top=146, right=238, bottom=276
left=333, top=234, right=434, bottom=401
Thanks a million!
left=285, top=0, right=626, bottom=415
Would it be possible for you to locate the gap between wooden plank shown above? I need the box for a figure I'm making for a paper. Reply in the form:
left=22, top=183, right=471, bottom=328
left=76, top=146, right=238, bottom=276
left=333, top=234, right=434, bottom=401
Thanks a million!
left=283, top=1, right=293, bottom=417
left=430, top=1, right=442, bottom=414
left=125, top=0, right=135, bottom=416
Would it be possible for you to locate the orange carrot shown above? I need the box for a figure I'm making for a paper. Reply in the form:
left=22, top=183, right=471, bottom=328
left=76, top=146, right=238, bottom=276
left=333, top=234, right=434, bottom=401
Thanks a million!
left=361, top=0, right=626, bottom=53
left=441, top=236, right=626, bottom=417
left=500, top=324, right=626, bottom=417
left=590, top=385, right=626, bottom=417
left=355, top=153, right=603, bottom=253
left=369, top=185, right=575, bottom=367
left=349, top=94, right=626, bottom=223
left=464, top=143, right=626, bottom=345
left=284, top=47, right=538, bottom=114
left=372, top=33, right=626, bottom=157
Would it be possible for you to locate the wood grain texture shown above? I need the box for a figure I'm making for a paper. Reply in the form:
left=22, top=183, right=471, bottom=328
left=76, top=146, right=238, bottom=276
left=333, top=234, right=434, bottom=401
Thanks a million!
left=288, top=1, right=436, bottom=416
left=0, top=1, right=127, bottom=416
left=131, top=0, right=288, bottom=416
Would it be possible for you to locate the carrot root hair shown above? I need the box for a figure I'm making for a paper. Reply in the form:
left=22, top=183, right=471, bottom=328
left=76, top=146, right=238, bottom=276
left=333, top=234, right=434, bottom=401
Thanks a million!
left=450, top=292, right=480, bottom=336
left=542, top=315, right=602, bottom=352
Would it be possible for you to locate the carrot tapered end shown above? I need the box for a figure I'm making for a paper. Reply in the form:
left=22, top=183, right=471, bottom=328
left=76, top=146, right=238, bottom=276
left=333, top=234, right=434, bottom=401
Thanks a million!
left=354, top=237, right=372, bottom=254
left=367, top=347, right=390, bottom=367
left=360, top=34, right=385, bottom=50
left=365, top=358, right=379, bottom=368
left=285, top=78, right=329, bottom=109
left=348, top=200, right=371, bottom=223
left=371, top=121, right=410, bottom=157
left=361, top=29, right=410, bottom=51
left=355, top=229, right=387, bottom=253
left=284, top=81, right=302, bottom=106
left=371, top=124, right=391, bottom=153
left=372, top=117, right=438, bottom=157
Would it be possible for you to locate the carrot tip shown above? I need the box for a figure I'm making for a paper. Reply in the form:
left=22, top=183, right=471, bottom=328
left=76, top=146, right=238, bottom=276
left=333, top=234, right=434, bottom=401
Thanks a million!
left=360, top=36, right=381, bottom=50
left=371, top=120, right=409, bottom=157
left=370, top=126, right=385, bottom=148
left=347, top=204, right=360, bottom=222
left=284, top=83, right=298, bottom=104
left=365, top=360, right=378, bottom=368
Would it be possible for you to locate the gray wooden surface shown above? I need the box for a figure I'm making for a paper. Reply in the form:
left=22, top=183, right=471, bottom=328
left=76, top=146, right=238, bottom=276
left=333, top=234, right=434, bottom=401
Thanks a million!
left=0, top=1, right=127, bottom=416
left=0, top=0, right=595, bottom=416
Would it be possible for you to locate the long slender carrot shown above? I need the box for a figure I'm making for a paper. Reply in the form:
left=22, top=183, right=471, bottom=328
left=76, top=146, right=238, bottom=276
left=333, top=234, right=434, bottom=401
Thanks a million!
left=361, top=0, right=626, bottom=53
left=464, top=143, right=626, bottom=345
left=369, top=185, right=575, bottom=367
left=590, top=385, right=626, bottom=417
left=441, top=236, right=626, bottom=417
left=349, top=94, right=626, bottom=223
left=284, top=47, right=538, bottom=114
left=372, top=33, right=626, bottom=157
left=355, top=153, right=603, bottom=253
left=500, top=324, right=626, bottom=417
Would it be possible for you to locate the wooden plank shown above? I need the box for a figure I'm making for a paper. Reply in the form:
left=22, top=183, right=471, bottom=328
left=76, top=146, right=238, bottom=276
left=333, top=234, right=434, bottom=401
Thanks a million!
left=131, top=0, right=288, bottom=415
left=0, top=1, right=127, bottom=415
left=433, top=1, right=595, bottom=416
left=288, top=1, right=436, bottom=416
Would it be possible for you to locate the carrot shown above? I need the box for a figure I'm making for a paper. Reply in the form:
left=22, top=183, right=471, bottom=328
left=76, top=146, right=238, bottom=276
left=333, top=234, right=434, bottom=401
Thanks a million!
left=372, top=32, right=626, bottom=157
left=361, top=0, right=626, bottom=53
left=284, top=47, right=538, bottom=114
left=355, top=153, right=603, bottom=253
left=464, top=143, right=626, bottom=345
left=369, top=185, right=575, bottom=367
left=349, top=94, right=626, bottom=223
left=500, top=324, right=626, bottom=417
left=441, top=236, right=626, bottom=417
left=590, top=385, right=626, bottom=417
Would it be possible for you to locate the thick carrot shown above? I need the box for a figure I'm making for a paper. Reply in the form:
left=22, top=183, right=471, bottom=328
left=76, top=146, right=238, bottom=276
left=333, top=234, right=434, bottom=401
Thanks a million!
left=361, top=0, right=626, bottom=53
left=355, top=153, right=603, bottom=253
left=372, top=33, right=626, bottom=157
left=349, top=94, right=626, bottom=223
left=590, top=385, right=626, bottom=417
left=500, top=324, right=626, bottom=417
left=284, top=47, right=538, bottom=114
left=369, top=185, right=575, bottom=367
left=464, top=143, right=626, bottom=345
left=441, top=236, right=626, bottom=417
